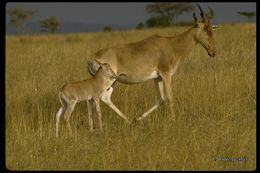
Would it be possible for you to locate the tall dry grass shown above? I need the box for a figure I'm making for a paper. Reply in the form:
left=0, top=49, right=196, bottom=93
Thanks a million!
left=6, top=23, right=256, bottom=170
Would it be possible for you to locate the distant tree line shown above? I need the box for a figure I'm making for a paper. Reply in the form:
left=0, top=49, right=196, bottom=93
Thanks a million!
left=6, top=8, right=37, bottom=34
left=7, top=3, right=196, bottom=34
left=7, top=4, right=256, bottom=35
left=103, top=26, right=112, bottom=32
left=40, top=16, right=61, bottom=33
left=7, top=8, right=61, bottom=34
left=146, top=3, right=194, bottom=27
left=237, top=11, right=256, bottom=22
left=133, top=3, right=195, bottom=29
left=136, top=3, right=255, bottom=29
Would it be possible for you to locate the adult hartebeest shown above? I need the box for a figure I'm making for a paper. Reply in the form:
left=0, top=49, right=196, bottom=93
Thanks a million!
left=88, top=4, right=217, bottom=122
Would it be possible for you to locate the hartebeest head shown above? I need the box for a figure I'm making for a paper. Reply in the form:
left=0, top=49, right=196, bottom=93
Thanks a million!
left=193, top=4, right=217, bottom=57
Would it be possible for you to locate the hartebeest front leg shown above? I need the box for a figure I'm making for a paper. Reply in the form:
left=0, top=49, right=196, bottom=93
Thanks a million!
left=135, top=78, right=167, bottom=121
left=135, top=74, right=175, bottom=121
left=162, top=73, right=176, bottom=121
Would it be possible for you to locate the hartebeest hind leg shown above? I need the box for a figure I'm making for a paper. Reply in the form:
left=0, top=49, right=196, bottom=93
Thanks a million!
left=101, top=87, right=130, bottom=123
left=135, top=78, right=167, bottom=121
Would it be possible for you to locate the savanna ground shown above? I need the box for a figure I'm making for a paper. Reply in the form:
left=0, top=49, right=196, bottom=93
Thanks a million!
left=6, top=23, right=256, bottom=170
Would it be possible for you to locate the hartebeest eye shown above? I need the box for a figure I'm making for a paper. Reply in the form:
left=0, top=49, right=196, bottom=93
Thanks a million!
left=203, top=25, right=213, bottom=34
left=212, top=25, right=218, bottom=30
left=203, top=25, right=209, bottom=32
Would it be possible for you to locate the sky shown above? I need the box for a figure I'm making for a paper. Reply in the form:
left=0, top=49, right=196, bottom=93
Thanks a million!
left=6, top=2, right=256, bottom=27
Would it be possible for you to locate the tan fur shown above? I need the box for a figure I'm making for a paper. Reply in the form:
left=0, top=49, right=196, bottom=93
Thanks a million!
left=88, top=11, right=216, bottom=121
left=55, top=63, right=119, bottom=138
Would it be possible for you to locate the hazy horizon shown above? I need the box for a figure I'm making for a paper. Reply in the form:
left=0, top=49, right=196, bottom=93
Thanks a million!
left=6, top=2, right=256, bottom=34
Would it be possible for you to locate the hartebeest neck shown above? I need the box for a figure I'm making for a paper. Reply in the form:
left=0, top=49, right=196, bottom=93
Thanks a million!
left=169, top=26, right=197, bottom=60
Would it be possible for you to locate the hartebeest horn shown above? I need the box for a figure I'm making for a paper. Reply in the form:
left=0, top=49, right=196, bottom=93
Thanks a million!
left=193, top=12, right=198, bottom=22
left=207, top=6, right=215, bottom=19
left=196, top=3, right=204, bottom=19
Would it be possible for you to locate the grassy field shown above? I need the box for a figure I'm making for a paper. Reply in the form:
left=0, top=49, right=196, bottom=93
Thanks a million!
left=6, top=23, right=256, bottom=170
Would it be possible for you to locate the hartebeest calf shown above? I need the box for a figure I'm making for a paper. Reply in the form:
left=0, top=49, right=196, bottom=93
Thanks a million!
left=55, top=62, right=129, bottom=138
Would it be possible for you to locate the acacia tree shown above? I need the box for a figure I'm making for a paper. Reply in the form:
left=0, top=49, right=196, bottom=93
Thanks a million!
left=146, top=3, right=194, bottom=26
left=40, top=16, right=61, bottom=33
left=104, top=26, right=112, bottom=32
left=237, top=11, right=256, bottom=22
left=7, top=8, right=37, bottom=34
left=146, top=16, right=171, bottom=28
left=136, top=22, right=144, bottom=29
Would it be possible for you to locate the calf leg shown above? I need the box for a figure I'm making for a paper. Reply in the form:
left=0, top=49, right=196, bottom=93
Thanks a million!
left=87, top=100, right=94, bottom=131
left=56, top=94, right=67, bottom=138
left=94, top=99, right=103, bottom=131
left=63, top=100, right=77, bottom=136
left=55, top=107, right=64, bottom=138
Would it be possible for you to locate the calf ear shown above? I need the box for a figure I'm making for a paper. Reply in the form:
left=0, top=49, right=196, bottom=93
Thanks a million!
left=102, top=63, right=112, bottom=70
left=102, top=63, right=117, bottom=78
left=94, top=59, right=103, bottom=65
left=103, top=63, right=110, bottom=66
